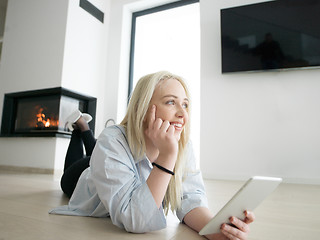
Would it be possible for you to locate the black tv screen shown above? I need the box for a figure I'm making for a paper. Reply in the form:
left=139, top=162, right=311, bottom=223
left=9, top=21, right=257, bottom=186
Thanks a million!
left=221, top=0, right=320, bottom=73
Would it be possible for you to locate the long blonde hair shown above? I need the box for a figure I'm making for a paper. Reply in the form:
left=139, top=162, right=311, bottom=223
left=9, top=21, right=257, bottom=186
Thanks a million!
left=120, top=71, right=191, bottom=214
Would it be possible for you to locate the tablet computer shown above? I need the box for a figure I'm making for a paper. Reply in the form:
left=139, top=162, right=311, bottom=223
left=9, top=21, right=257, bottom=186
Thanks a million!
left=199, top=176, right=282, bottom=235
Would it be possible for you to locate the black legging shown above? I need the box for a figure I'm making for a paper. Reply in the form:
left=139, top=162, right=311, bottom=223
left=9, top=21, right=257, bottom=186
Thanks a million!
left=60, top=129, right=96, bottom=198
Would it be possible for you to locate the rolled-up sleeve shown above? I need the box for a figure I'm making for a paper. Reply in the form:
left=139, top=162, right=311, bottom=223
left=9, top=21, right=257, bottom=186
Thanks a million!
left=90, top=127, right=166, bottom=233
left=176, top=142, right=208, bottom=222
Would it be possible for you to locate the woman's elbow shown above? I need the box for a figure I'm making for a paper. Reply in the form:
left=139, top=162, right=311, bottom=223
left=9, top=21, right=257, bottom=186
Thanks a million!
left=114, top=213, right=166, bottom=233
left=122, top=217, right=164, bottom=233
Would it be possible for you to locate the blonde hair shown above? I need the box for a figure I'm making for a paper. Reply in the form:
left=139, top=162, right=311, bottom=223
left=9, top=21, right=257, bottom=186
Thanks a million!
left=120, top=71, right=191, bottom=214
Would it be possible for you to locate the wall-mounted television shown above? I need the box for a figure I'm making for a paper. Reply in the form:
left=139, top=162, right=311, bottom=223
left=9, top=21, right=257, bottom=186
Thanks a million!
left=221, top=0, right=320, bottom=73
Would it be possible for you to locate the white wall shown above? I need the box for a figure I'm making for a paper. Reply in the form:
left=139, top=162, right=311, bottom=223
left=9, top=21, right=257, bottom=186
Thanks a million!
left=0, top=0, right=68, bottom=96
left=62, top=0, right=110, bottom=135
left=200, top=0, right=320, bottom=184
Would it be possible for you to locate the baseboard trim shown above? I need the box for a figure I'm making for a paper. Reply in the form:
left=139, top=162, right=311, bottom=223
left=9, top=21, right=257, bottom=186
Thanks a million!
left=0, top=165, right=53, bottom=174
left=202, top=173, right=320, bottom=185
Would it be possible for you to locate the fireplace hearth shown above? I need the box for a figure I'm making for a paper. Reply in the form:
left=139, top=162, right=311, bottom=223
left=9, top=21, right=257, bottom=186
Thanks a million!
left=1, top=87, right=96, bottom=138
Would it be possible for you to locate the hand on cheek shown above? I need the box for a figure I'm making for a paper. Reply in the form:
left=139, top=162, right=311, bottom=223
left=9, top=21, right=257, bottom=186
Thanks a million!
left=145, top=105, right=178, bottom=156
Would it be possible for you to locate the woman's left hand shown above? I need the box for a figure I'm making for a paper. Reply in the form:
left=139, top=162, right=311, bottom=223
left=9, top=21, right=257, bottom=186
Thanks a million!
left=219, top=211, right=255, bottom=240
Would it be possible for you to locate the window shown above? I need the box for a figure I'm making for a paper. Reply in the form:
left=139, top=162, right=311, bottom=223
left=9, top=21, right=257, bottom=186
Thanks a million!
left=129, top=0, right=200, bottom=164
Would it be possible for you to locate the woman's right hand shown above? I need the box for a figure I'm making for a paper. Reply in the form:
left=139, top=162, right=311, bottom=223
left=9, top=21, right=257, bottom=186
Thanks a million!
left=145, top=105, right=179, bottom=208
left=145, top=105, right=179, bottom=159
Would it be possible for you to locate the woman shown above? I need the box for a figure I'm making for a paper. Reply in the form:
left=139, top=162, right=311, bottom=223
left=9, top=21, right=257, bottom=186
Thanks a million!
left=51, top=71, right=254, bottom=239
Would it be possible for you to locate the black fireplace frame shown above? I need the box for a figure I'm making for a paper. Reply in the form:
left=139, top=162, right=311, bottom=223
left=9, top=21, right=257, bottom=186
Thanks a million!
left=1, top=87, right=97, bottom=138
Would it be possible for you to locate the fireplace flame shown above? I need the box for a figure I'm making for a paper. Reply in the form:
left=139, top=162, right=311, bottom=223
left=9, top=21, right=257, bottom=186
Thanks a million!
left=36, top=109, right=50, bottom=128
left=35, top=108, right=58, bottom=128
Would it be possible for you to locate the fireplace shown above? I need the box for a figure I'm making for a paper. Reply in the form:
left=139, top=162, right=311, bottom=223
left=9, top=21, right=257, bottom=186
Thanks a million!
left=1, top=87, right=96, bottom=138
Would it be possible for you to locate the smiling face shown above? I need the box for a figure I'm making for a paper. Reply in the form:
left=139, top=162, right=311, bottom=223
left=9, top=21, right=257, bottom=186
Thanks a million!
left=148, top=78, right=189, bottom=141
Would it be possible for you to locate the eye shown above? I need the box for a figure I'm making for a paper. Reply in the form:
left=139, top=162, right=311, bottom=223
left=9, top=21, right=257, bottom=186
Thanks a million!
left=182, top=102, right=188, bottom=109
left=166, top=100, right=175, bottom=105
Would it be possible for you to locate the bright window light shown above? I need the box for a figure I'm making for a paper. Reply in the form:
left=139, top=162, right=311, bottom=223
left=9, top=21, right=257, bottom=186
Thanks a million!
left=132, top=2, right=200, bottom=165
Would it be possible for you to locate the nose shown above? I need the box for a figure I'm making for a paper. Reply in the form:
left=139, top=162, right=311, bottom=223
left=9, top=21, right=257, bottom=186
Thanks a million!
left=175, top=104, right=187, bottom=118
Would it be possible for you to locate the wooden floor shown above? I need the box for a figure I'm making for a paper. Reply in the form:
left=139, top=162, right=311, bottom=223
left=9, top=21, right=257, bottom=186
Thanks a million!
left=0, top=170, right=319, bottom=240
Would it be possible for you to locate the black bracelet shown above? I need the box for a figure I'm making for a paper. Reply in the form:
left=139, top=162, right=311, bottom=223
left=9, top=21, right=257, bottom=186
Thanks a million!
left=152, top=162, right=174, bottom=176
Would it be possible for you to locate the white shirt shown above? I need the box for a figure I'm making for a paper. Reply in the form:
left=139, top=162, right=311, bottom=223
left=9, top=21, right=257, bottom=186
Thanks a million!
left=50, top=125, right=208, bottom=233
